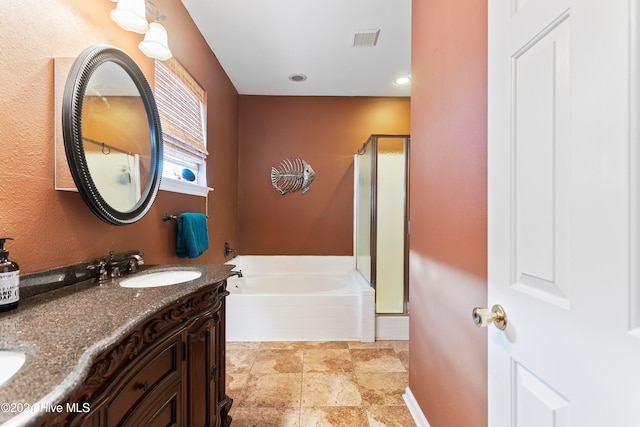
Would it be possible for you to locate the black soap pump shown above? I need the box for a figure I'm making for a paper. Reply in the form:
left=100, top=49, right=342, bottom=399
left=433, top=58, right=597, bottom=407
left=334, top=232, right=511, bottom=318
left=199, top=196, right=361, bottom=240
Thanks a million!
left=0, top=237, right=19, bottom=311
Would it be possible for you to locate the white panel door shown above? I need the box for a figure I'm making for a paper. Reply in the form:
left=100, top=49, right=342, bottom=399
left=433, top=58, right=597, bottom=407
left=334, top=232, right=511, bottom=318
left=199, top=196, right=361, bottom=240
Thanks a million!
left=487, top=0, right=640, bottom=425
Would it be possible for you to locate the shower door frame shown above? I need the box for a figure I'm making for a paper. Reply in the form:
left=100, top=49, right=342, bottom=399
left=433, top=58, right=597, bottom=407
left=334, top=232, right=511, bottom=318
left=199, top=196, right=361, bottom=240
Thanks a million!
left=360, top=134, right=410, bottom=315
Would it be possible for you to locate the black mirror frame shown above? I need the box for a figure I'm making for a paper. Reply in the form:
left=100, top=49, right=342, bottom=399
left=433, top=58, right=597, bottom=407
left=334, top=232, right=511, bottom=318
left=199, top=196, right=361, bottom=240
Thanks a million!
left=62, top=44, right=163, bottom=226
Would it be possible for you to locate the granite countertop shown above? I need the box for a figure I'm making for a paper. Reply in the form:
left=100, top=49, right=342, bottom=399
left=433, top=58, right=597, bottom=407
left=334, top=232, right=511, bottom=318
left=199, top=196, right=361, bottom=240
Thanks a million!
left=0, top=263, right=234, bottom=427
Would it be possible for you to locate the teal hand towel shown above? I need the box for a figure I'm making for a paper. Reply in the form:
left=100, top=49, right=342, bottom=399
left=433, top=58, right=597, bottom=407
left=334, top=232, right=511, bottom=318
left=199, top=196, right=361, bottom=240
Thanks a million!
left=176, top=213, right=209, bottom=258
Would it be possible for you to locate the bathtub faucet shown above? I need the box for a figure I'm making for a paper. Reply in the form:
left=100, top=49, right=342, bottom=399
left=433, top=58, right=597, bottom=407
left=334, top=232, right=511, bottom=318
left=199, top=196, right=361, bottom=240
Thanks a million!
left=229, top=270, right=243, bottom=278
left=223, top=242, right=237, bottom=259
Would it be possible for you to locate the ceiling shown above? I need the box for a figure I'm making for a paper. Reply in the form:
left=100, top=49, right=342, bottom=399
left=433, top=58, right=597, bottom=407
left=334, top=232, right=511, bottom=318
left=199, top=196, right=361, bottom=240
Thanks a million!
left=180, top=0, right=411, bottom=97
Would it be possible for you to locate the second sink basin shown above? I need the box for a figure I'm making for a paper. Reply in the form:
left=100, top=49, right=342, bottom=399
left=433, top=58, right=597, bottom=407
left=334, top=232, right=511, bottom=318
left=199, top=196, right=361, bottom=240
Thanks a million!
left=119, top=270, right=202, bottom=288
left=0, top=351, right=26, bottom=387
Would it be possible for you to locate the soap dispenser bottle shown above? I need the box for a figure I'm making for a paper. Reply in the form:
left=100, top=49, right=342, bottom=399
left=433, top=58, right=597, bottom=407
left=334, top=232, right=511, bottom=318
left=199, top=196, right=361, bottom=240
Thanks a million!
left=0, top=238, right=19, bottom=311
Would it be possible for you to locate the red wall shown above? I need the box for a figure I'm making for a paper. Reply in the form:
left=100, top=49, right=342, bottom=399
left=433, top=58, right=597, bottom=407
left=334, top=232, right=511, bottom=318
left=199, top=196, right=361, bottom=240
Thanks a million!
left=409, top=0, right=488, bottom=425
left=237, top=96, right=410, bottom=255
left=0, top=0, right=238, bottom=273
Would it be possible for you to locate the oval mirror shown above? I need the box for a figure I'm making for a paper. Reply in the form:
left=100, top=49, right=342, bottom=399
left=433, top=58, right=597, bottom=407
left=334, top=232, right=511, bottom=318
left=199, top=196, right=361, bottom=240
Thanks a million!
left=62, top=44, right=162, bottom=225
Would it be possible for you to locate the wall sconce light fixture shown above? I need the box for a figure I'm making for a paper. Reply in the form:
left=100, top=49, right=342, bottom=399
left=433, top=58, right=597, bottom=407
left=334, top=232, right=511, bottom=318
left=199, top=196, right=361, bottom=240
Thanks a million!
left=110, top=0, right=149, bottom=34
left=110, top=0, right=173, bottom=60
left=139, top=22, right=172, bottom=61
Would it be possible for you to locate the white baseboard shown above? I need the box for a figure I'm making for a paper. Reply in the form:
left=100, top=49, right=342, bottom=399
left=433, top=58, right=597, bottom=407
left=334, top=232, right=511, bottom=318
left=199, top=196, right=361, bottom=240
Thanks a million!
left=403, top=387, right=431, bottom=427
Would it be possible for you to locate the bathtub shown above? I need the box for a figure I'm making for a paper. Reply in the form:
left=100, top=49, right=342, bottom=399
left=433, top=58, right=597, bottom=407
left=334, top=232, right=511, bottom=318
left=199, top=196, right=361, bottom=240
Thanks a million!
left=224, top=256, right=375, bottom=342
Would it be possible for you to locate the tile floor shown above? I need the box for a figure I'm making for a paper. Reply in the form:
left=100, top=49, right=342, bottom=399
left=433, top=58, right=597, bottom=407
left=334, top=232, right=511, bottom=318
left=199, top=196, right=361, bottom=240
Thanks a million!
left=226, top=340, right=416, bottom=427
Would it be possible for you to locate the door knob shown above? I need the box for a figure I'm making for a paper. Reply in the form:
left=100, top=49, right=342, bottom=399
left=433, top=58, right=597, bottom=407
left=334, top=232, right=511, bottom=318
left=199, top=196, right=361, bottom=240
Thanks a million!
left=472, top=304, right=507, bottom=330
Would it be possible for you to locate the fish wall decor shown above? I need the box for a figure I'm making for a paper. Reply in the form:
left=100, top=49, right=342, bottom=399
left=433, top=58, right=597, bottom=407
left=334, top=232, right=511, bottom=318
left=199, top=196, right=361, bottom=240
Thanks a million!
left=270, top=158, right=316, bottom=195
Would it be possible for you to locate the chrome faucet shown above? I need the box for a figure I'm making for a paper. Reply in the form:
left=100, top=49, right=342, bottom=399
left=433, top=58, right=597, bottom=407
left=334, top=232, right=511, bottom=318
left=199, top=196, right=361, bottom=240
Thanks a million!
left=86, top=259, right=108, bottom=282
left=106, top=252, right=122, bottom=279
left=229, top=270, right=243, bottom=278
left=87, top=251, right=144, bottom=282
left=224, top=242, right=237, bottom=259
left=126, top=254, right=144, bottom=273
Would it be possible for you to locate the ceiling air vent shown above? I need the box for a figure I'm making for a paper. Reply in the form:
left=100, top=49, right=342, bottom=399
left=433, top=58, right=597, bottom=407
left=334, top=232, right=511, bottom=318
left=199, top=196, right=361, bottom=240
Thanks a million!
left=352, top=29, right=380, bottom=47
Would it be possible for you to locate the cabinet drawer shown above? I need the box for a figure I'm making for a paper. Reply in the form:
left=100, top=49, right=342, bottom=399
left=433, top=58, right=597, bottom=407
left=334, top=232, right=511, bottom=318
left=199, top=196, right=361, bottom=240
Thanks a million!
left=105, top=336, right=181, bottom=426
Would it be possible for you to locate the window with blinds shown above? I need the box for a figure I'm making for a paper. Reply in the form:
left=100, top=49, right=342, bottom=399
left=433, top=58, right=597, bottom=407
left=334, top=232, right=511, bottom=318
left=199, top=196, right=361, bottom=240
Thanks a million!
left=154, top=58, right=210, bottom=196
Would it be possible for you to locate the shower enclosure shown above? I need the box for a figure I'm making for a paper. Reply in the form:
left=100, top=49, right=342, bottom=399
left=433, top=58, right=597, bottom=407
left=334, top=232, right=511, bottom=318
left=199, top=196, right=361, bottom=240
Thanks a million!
left=354, top=134, right=410, bottom=315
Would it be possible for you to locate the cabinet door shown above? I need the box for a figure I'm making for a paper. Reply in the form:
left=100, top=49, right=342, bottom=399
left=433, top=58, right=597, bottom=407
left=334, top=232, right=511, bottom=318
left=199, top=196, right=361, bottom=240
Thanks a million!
left=215, top=287, right=233, bottom=427
left=72, top=411, right=100, bottom=427
left=121, top=380, right=182, bottom=427
left=185, top=312, right=218, bottom=427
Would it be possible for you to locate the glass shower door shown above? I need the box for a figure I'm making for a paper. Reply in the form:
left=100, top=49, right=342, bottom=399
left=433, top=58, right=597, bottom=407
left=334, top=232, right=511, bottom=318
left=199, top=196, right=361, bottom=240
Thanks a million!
left=355, top=146, right=372, bottom=283
left=354, top=135, right=409, bottom=315
left=375, top=136, right=407, bottom=314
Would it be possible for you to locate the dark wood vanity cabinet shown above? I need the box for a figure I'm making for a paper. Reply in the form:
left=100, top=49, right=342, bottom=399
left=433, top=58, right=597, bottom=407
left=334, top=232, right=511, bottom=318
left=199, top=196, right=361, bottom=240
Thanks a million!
left=185, top=312, right=216, bottom=426
left=38, top=280, right=232, bottom=427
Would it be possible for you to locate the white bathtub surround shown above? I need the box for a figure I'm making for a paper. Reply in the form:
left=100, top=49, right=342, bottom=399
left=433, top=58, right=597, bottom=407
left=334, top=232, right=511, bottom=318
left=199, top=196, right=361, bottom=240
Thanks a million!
left=225, top=256, right=375, bottom=342
left=376, top=315, right=409, bottom=340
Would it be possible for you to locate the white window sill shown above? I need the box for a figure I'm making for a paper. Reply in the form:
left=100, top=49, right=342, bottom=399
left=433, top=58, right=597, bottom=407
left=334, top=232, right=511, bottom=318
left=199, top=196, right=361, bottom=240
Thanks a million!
left=160, top=178, right=213, bottom=197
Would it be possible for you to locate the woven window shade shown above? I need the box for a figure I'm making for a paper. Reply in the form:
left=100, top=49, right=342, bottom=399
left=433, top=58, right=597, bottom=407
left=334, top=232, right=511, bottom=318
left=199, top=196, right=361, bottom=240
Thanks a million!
left=154, top=58, right=207, bottom=162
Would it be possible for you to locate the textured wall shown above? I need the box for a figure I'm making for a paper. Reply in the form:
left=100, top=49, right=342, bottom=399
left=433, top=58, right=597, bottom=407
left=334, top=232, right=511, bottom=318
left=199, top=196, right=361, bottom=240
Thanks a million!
left=409, top=0, right=488, bottom=425
left=0, top=0, right=238, bottom=273
left=237, top=96, right=410, bottom=255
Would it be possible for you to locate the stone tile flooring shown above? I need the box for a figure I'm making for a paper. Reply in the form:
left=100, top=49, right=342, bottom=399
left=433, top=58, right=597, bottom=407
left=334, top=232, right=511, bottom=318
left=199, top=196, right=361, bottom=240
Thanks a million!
left=226, top=340, right=416, bottom=427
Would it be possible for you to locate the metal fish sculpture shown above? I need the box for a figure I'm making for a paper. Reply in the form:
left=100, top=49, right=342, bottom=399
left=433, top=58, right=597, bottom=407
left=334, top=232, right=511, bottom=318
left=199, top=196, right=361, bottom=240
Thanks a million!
left=270, top=158, right=316, bottom=195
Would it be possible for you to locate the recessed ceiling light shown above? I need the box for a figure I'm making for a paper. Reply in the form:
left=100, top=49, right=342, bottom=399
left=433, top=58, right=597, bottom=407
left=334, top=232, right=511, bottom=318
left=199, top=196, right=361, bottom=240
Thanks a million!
left=394, top=76, right=411, bottom=85
left=289, top=74, right=307, bottom=82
